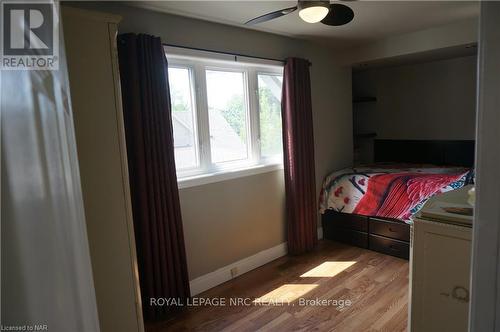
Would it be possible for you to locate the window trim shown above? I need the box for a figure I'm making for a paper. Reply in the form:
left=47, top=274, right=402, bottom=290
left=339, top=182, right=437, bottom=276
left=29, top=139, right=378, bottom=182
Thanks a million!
left=177, top=163, right=284, bottom=189
left=166, top=47, right=284, bottom=185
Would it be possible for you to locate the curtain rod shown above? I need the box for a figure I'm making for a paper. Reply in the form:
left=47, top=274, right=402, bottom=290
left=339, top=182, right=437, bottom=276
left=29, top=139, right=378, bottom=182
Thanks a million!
left=163, top=43, right=284, bottom=63
left=163, top=43, right=311, bottom=66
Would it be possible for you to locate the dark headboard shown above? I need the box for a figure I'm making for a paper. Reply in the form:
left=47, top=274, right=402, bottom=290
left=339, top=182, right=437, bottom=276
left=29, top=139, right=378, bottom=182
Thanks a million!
left=374, top=139, right=475, bottom=167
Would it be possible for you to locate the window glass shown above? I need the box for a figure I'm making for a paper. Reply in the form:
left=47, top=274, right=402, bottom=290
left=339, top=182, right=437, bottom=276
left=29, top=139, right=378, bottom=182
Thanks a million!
left=206, top=70, right=249, bottom=163
left=258, top=73, right=283, bottom=159
left=168, top=67, right=198, bottom=169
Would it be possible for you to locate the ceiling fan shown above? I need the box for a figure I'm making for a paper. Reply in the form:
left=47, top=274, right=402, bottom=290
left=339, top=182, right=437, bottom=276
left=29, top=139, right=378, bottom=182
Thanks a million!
left=245, top=0, right=354, bottom=26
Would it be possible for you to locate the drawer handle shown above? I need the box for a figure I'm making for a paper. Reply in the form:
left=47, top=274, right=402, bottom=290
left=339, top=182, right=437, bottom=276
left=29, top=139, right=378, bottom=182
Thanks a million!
left=388, top=227, right=395, bottom=232
left=389, top=245, right=398, bottom=251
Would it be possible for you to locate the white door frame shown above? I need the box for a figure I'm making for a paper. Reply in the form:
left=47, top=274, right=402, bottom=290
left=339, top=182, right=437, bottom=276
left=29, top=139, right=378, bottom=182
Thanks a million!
left=469, top=2, right=500, bottom=331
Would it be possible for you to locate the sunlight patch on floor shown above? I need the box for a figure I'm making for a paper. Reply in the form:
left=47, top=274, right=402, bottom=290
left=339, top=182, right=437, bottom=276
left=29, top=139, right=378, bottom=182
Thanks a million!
left=253, top=284, right=318, bottom=304
left=300, top=261, right=357, bottom=278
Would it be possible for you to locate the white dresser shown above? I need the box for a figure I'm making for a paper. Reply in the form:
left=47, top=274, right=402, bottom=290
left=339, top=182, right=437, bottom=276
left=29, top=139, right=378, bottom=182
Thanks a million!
left=409, top=186, right=473, bottom=332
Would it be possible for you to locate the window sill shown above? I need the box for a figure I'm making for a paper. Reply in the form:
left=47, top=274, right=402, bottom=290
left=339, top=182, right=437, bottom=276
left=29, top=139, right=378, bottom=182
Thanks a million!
left=177, top=163, right=284, bottom=189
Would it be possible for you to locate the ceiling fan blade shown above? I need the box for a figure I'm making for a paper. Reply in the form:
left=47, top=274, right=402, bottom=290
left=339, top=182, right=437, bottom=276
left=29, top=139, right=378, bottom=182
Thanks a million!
left=321, top=3, right=354, bottom=26
left=245, top=6, right=297, bottom=25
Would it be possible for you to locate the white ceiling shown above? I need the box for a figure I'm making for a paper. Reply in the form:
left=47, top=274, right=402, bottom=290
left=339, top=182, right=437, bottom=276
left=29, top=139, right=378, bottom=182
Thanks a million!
left=135, top=1, right=480, bottom=49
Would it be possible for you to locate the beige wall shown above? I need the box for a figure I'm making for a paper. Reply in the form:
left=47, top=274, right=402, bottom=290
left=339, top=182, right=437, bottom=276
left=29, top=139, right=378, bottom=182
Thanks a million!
left=179, top=171, right=285, bottom=278
left=353, top=55, right=477, bottom=141
left=68, top=2, right=352, bottom=280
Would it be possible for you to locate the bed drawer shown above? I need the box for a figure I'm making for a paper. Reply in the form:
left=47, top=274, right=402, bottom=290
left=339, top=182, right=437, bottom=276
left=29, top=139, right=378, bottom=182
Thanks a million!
left=369, top=234, right=409, bottom=259
left=370, top=218, right=410, bottom=242
left=324, top=227, right=369, bottom=248
left=322, top=210, right=368, bottom=232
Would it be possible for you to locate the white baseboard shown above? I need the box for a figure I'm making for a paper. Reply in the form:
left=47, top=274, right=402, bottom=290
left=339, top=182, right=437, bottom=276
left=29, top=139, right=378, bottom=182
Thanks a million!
left=189, top=227, right=324, bottom=296
left=189, top=242, right=287, bottom=296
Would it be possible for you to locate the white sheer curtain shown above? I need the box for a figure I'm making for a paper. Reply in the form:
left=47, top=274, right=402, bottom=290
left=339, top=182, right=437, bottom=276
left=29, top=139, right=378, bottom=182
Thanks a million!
left=1, top=3, right=100, bottom=331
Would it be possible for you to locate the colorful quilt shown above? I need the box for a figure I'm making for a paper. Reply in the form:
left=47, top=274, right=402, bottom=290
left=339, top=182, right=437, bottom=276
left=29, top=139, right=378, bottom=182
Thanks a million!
left=319, top=164, right=474, bottom=222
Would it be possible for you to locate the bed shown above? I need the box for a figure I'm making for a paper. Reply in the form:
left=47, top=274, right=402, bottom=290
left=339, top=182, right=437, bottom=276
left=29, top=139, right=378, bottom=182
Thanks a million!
left=320, top=139, right=475, bottom=259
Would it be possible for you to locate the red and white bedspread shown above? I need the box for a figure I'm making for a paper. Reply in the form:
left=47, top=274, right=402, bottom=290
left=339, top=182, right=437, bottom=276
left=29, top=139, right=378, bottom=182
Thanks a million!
left=319, top=164, right=474, bottom=222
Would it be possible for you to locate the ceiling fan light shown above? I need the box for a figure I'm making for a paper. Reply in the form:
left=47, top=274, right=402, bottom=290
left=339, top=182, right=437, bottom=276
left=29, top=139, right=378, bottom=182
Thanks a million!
left=298, top=1, right=330, bottom=23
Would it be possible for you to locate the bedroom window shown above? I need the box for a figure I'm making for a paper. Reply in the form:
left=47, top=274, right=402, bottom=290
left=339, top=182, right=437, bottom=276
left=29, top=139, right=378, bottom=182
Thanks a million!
left=166, top=48, right=284, bottom=188
left=258, top=73, right=283, bottom=161
left=169, top=66, right=199, bottom=170
left=206, top=69, right=249, bottom=163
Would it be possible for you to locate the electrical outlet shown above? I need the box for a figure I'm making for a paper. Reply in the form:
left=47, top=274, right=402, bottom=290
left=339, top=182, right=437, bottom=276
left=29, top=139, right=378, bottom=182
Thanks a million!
left=230, top=267, right=238, bottom=278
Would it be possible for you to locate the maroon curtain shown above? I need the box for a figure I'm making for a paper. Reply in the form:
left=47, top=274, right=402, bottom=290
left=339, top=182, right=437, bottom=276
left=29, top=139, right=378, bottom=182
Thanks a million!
left=117, top=33, right=190, bottom=321
left=282, top=58, right=318, bottom=255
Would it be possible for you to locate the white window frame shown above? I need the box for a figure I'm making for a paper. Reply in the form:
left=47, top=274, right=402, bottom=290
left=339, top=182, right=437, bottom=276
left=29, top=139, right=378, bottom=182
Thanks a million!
left=204, top=65, right=252, bottom=168
left=168, top=64, right=200, bottom=173
left=255, top=71, right=285, bottom=165
left=165, top=46, right=284, bottom=188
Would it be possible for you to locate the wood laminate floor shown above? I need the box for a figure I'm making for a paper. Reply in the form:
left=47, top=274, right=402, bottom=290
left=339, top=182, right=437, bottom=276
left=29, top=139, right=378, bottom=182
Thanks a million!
left=147, top=241, right=409, bottom=332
